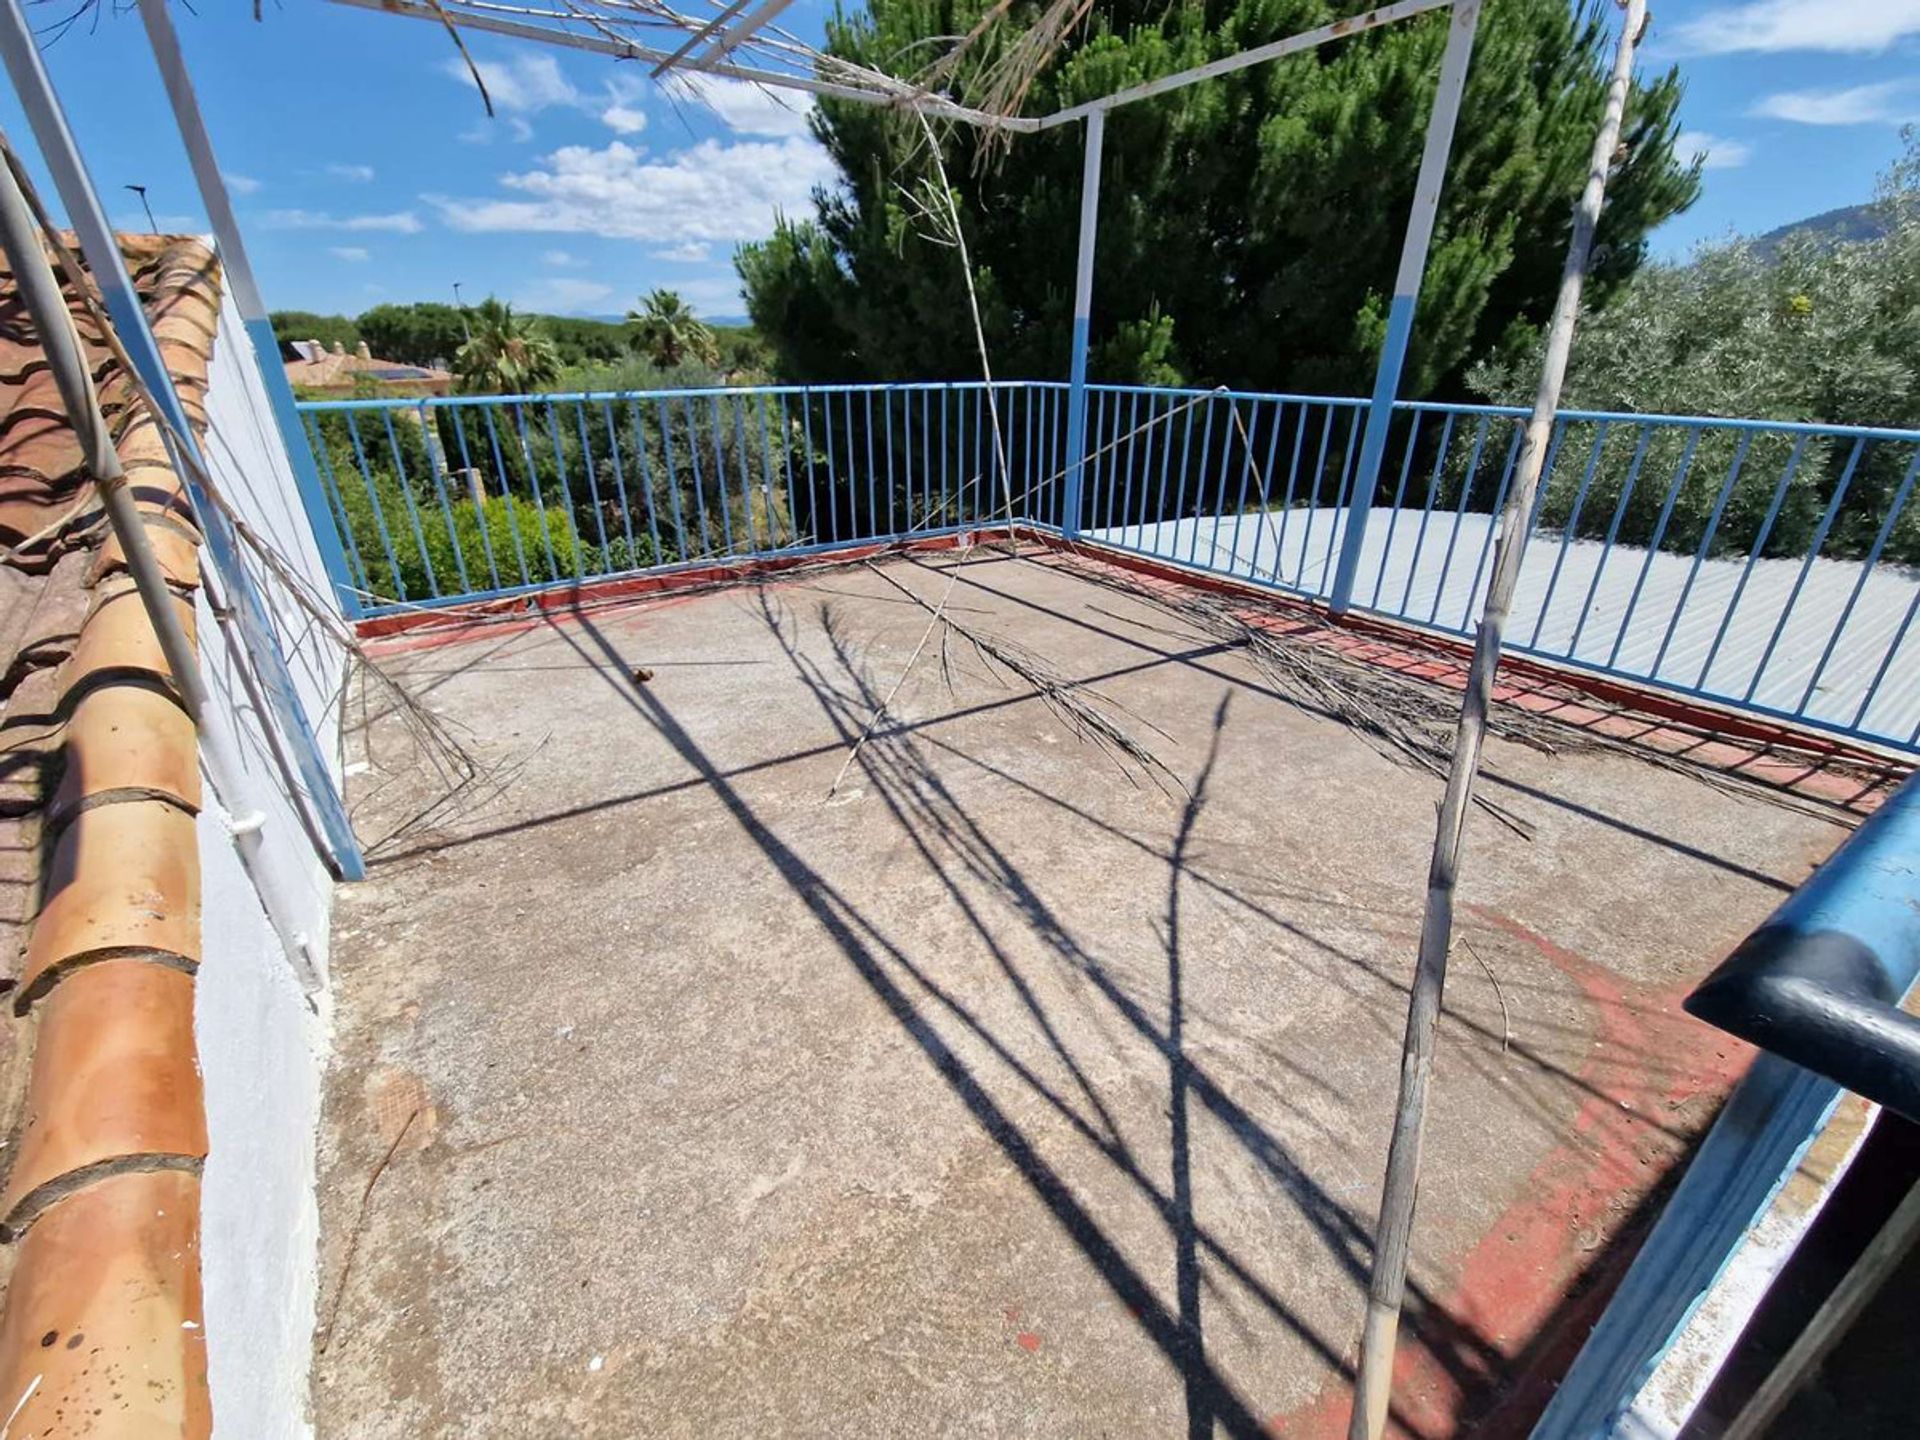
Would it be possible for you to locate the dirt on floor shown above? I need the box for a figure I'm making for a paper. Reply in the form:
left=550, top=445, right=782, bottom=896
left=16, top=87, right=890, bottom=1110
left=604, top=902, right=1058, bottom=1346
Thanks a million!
left=309, top=545, right=1850, bottom=1440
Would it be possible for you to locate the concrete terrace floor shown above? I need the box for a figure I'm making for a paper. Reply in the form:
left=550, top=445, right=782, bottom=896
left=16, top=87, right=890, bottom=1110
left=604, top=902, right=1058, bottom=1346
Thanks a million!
left=311, top=545, right=1850, bottom=1440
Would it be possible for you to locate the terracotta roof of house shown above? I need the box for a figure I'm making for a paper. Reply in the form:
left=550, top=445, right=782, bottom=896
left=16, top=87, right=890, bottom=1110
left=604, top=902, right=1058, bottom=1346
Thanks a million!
left=284, top=340, right=451, bottom=394
left=0, top=233, right=218, bottom=1436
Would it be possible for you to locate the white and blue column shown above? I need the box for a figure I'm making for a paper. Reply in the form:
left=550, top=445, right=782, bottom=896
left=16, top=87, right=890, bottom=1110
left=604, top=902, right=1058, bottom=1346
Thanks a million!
left=1060, top=107, right=1106, bottom=537
left=1328, top=0, right=1482, bottom=614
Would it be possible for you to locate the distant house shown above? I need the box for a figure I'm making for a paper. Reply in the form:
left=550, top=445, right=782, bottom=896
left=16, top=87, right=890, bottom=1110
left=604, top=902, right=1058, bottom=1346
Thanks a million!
left=283, top=337, right=452, bottom=397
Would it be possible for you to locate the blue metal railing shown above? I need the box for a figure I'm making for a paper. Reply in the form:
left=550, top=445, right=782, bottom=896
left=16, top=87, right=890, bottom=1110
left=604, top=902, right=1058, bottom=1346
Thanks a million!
left=298, top=382, right=1044, bottom=614
left=296, top=382, right=1920, bottom=755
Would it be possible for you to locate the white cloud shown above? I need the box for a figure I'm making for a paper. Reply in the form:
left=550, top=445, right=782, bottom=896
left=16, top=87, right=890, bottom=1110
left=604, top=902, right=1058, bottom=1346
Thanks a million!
left=461, top=114, right=537, bottom=145
left=1671, top=0, right=1920, bottom=54
left=329, top=246, right=372, bottom=262
left=1675, top=130, right=1753, bottom=170
left=516, top=276, right=614, bottom=313
left=601, top=104, right=648, bottom=135
left=652, top=241, right=711, bottom=262
left=223, top=171, right=261, bottom=196
left=442, top=51, right=655, bottom=139
left=673, top=273, right=747, bottom=318
left=442, top=53, right=580, bottom=113
left=261, top=208, right=423, bottom=233
left=326, top=162, right=376, bottom=183
left=541, top=248, right=587, bottom=267
left=663, top=74, right=814, bottom=138
left=1751, top=80, right=1915, bottom=125
left=427, top=135, right=834, bottom=244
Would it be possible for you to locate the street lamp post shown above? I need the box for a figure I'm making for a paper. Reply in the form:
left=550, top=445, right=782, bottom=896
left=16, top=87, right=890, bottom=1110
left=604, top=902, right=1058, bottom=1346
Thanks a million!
left=124, top=182, right=157, bottom=233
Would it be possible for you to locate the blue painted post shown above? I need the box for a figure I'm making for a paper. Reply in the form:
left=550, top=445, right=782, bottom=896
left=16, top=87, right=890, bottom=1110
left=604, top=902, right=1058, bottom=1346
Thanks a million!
left=1060, top=108, right=1106, bottom=538
left=138, top=0, right=364, bottom=621
left=1327, top=0, right=1482, bottom=615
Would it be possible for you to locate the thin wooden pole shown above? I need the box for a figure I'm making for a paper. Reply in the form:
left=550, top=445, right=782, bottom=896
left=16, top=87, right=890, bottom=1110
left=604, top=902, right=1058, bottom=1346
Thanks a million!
left=1345, top=3, right=1648, bottom=1436
left=1721, top=1177, right=1920, bottom=1440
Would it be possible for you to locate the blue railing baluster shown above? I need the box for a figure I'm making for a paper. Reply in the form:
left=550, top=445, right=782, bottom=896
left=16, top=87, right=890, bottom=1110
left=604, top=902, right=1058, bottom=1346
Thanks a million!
left=572, top=400, right=609, bottom=567
left=417, top=403, right=469, bottom=594
left=541, top=400, right=585, bottom=579
left=343, top=411, right=407, bottom=602
left=482, top=405, right=533, bottom=587
left=379, top=408, right=440, bottom=597
left=1650, top=432, right=1752, bottom=676
left=1371, top=410, right=1422, bottom=608
left=303, top=413, right=371, bottom=600
left=1746, top=438, right=1867, bottom=704
left=1398, top=410, right=1454, bottom=615
left=1696, top=436, right=1808, bottom=692
left=1456, top=424, right=1525, bottom=630
left=1189, top=393, right=1218, bottom=568
left=622, top=399, right=663, bottom=566
left=1528, top=419, right=1608, bottom=649
left=1298, top=406, right=1334, bottom=591
left=658, top=398, right=691, bottom=563
left=449, top=407, right=501, bottom=591
left=601, top=400, right=637, bottom=560
left=1567, top=423, right=1653, bottom=656
left=1607, top=427, right=1703, bottom=668
left=1428, top=415, right=1490, bottom=627
left=513, top=403, right=562, bottom=581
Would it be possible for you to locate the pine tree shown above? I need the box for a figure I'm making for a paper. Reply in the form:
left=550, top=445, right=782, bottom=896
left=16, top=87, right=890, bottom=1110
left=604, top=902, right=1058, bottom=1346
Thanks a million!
left=737, top=0, right=1699, bottom=397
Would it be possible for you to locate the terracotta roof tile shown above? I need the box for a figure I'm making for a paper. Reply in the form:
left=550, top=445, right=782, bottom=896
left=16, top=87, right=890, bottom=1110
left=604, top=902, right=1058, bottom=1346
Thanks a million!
left=0, top=1168, right=209, bottom=1437
left=48, top=683, right=200, bottom=823
left=17, top=797, right=200, bottom=1007
left=89, top=521, right=200, bottom=592
left=0, top=960, right=205, bottom=1232
left=59, top=583, right=197, bottom=701
left=0, top=233, right=218, bottom=1439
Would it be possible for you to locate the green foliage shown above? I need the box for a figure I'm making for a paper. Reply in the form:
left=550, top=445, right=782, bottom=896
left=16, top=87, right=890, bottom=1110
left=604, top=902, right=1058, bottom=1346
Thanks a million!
left=628, top=289, right=720, bottom=368
left=309, top=390, right=800, bottom=602
left=710, top=323, right=773, bottom=376
left=271, top=309, right=360, bottom=353
left=543, top=315, right=631, bottom=368
left=738, top=0, right=1698, bottom=396
left=454, top=298, right=565, bottom=394
left=359, top=302, right=468, bottom=368
left=1470, top=128, right=1920, bottom=563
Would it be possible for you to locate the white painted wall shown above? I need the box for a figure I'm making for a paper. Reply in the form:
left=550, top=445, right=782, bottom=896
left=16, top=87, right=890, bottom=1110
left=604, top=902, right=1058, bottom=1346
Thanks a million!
left=192, top=281, right=348, bottom=1439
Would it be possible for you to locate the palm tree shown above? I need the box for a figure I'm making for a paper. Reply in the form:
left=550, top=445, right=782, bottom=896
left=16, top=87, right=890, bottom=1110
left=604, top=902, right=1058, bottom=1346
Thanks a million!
left=453, top=298, right=562, bottom=394
left=627, top=289, right=719, bottom=369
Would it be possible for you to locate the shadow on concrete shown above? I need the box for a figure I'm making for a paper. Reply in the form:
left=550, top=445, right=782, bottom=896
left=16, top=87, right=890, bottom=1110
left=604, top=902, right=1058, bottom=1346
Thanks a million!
left=346, top=552, right=1778, bottom=1436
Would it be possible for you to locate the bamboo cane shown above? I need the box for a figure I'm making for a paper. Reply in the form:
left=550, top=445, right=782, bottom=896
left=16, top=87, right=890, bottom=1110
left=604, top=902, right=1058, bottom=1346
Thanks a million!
left=1346, top=4, right=1649, bottom=1435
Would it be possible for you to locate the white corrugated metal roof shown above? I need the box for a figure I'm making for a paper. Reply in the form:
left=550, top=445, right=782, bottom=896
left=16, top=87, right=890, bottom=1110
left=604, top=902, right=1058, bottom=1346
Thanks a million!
left=1095, top=507, right=1920, bottom=746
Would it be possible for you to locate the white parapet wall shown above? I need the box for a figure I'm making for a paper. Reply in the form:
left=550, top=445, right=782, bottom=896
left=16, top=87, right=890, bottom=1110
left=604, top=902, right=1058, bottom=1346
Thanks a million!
left=193, top=278, right=349, bottom=1439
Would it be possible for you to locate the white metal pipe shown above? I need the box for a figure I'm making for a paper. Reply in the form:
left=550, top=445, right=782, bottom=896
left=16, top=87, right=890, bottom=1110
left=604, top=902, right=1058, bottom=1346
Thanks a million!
left=327, top=0, right=1454, bottom=133
left=323, top=0, right=1040, bottom=131
left=1345, top=5, right=1648, bottom=1437
left=693, top=0, right=797, bottom=71
left=1032, top=0, right=1457, bottom=129
left=649, top=0, right=753, bottom=76
left=137, top=0, right=368, bottom=630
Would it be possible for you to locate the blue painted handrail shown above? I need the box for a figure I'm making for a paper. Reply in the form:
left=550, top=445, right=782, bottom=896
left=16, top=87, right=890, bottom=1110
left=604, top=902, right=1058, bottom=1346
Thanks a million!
left=295, top=381, right=1920, bottom=756
left=1686, top=772, right=1920, bottom=1121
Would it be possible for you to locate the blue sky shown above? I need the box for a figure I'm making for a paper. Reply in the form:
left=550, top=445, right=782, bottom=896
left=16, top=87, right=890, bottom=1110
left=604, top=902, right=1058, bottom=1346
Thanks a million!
left=0, top=0, right=1914, bottom=324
